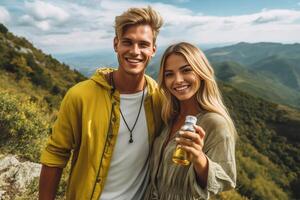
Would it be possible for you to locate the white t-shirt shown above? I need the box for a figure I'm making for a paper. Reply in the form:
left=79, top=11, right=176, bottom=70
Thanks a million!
left=101, top=89, right=149, bottom=200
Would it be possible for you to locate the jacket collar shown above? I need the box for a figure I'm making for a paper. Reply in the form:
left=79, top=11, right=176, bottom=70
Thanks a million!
left=90, top=67, right=157, bottom=97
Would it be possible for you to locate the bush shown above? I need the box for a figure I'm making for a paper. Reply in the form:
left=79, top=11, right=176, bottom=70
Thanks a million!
left=29, top=71, right=53, bottom=89
left=0, top=23, right=8, bottom=34
left=44, top=95, right=61, bottom=109
left=51, top=85, right=61, bottom=95
left=0, top=91, right=51, bottom=161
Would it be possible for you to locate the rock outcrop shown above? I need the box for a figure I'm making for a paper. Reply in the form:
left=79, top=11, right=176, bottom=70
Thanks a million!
left=0, top=155, right=41, bottom=200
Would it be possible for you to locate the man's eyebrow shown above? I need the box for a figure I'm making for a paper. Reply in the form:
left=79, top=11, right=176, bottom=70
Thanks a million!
left=121, top=37, right=131, bottom=41
left=140, top=40, right=151, bottom=44
left=121, top=37, right=151, bottom=44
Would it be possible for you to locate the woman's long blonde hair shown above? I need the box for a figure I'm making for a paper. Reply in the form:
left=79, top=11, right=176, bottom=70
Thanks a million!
left=158, top=42, right=236, bottom=135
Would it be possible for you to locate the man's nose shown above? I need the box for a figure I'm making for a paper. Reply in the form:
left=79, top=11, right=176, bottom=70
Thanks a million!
left=129, top=44, right=141, bottom=55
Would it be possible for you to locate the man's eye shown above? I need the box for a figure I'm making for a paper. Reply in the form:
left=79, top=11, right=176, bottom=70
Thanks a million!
left=140, top=43, right=150, bottom=48
left=122, top=41, right=131, bottom=45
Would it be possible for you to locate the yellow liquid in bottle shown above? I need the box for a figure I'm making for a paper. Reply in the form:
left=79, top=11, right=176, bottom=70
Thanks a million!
left=172, top=146, right=190, bottom=165
left=172, top=115, right=197, bottom=166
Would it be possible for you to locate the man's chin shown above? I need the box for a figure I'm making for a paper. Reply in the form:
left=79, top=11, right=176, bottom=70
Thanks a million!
left=126, top=70, right=145, bottom=76
left=124, top=67, right=146, bottom=76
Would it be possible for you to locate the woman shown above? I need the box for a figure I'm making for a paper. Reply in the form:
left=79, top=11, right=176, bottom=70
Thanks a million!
left=144, top=42, right=237, bottom=200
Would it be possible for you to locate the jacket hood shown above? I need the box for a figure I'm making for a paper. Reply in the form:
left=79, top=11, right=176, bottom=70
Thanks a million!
left=90, top=67, right=114, bottom=91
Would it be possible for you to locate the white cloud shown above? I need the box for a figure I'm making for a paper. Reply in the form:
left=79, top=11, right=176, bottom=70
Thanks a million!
left=18, top=0, right=69, bottom=31
left=251, top=9, right=300, bottom=24
left=35, top=30, right=113, bottom=53
left=156, top=8, right=300, bottom=46
left=0, top=6, right=10, bottom=23
left=25, top=0, right=69, bottom=22
left=5, top=0, right=300, bottom=53
left=19, top=15, right=51, bottom=31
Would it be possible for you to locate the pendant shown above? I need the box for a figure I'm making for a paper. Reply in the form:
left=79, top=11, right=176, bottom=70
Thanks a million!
left=129, top=137, right=133, bottom=143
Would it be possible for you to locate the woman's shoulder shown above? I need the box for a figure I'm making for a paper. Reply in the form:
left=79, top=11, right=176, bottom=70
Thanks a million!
left=198, top=112, right=227, bottom=128
left=198, top=112, right=232, bottom=142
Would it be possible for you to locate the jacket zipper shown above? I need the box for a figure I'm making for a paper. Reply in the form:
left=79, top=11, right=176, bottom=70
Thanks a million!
left=90, top=96, right=115, bottom=200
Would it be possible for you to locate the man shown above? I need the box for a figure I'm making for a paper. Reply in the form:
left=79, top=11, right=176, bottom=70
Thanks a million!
left=39, top=6, right=163, bottom=200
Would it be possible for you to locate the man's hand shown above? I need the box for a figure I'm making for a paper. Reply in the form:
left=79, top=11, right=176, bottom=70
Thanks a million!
left=39, top=165, right=63, bottom=200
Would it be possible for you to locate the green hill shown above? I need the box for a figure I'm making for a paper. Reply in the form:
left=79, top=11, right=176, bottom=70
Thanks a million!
left=206, top=42, right=300, bottom=66
left=202, top=43, right=300, bottom=108
left=0, top=23, right=86, bottom=109
left=0, top=23, right=86, bottom=165
left=0, top=23, right=86, bottom=199
left=0, top=24, right=299, bottom=200
left=213, top=61, right=249, bottom=81
left=205, top=42, right=300, bottom=91
left=252, top=55, right=300, bottom=91
left=212, top=61, right=300, bottom=108
left=221, top=84, right=300, bottom=199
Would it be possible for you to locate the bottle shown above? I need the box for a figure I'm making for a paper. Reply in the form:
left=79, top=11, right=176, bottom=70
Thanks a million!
left=172, top=115, right=197, bottom=166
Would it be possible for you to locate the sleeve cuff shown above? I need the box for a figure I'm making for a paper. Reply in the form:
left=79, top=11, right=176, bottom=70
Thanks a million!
left=188, top=163, right=210, bottom=200
left=206, top=156, right=236, bottom=193
left=40, top=146, right=70, bottom=168
left=188, top=155, right=236, bottom=200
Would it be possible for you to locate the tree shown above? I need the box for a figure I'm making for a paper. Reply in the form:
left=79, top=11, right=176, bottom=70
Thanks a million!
left=0, top=23, right=8, bottom=34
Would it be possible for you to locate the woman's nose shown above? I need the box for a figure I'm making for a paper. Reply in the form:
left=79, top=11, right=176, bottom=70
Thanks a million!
left=174, top=73, right=184, bottom=83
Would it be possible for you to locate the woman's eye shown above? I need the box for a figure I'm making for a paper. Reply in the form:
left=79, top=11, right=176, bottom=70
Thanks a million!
left=182, top=68, right=192, bottom=73
left=164, top=72, right=173, bottom=77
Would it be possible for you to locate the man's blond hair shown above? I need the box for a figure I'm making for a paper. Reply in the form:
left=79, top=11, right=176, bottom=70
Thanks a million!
left=115, top=6, right=163, bottom=43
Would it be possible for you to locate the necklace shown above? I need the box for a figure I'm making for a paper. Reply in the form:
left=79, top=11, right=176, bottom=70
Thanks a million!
left=110, top=72, right=145, bottom=143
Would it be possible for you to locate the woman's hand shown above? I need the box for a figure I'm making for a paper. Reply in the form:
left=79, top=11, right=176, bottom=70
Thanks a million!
left=175, top=125, right=208, bottom=187
left=175, top=125, right=206, bottom=164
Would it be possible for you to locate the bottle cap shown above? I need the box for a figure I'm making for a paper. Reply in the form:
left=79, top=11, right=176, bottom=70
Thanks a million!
left=185, top=115, right=197, bottom=125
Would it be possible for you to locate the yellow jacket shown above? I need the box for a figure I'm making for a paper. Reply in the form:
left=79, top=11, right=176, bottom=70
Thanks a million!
left=40, top=68, right=162, bottom=200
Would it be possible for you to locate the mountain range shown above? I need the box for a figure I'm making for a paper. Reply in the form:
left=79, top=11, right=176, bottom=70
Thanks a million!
left=206, top=42, right=300, bottom=108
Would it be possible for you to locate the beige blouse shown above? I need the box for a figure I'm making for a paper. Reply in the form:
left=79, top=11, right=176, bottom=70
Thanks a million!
left=144, top=112, right=236, bottom=200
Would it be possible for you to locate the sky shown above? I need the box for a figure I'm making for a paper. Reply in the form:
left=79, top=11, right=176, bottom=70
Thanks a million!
left=1, top=0, right=300, bottom=54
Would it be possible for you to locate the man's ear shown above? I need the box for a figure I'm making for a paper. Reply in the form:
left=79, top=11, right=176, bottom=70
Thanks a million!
left=113, top=37, right=118, bottom=52
left=152, top=44, right=157, bottom=57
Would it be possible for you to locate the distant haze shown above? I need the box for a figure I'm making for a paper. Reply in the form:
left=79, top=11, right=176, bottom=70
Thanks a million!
left=54, top=42, right=233, bottom=76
